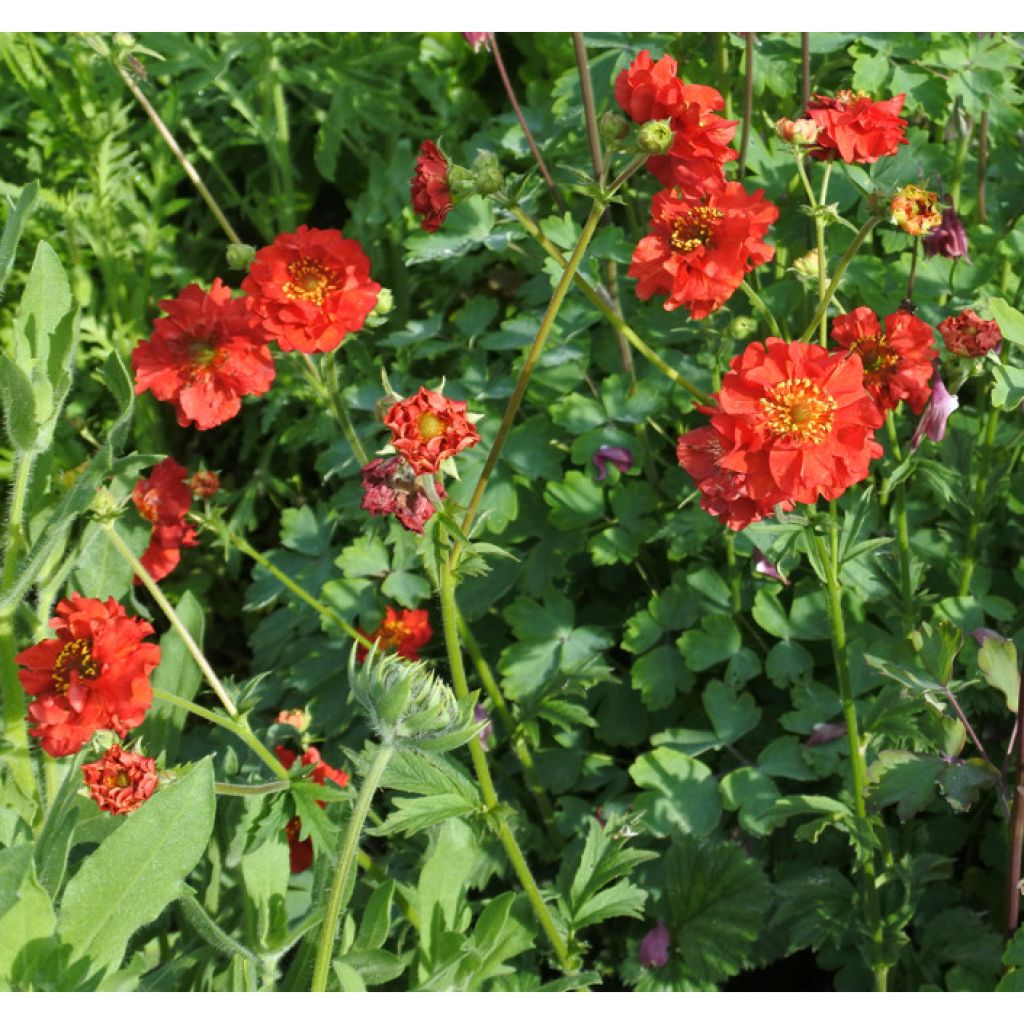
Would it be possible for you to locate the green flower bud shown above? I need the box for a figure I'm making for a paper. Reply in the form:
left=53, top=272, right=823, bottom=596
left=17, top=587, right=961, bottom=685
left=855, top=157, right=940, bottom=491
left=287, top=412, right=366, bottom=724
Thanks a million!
left=728, top=316, right=758, bottom=340
left=471, top=150, right=504, bottom=196
left=599, top=111, right=630, bottom=147
left=372, top=288, right=394, bottom=318
left=791, top=249, right=820, bottom=281
left=636, top=119, right=673, bottom=155
left=447, top=164, right=476, bottom=202
left=91, top=488, right=122, bottom=522
left=226, top=242, right=256, bottom=271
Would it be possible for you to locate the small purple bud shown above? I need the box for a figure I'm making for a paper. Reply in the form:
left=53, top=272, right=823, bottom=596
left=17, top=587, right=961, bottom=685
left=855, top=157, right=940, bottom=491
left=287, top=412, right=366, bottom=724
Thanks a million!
left=593, top=445, right=634, bottom=482
left=474, top=704, right=494, bottom=751
left=973, top=628, right=1007, bottom=646
left=910, top=370, right=959, bottom=453
left=462, top=32, right=491, bottom=53
left=806, top=721, right=847, bottom=747
left=923, top=198, right=969, bottom=261
left=753, top=548, right=789, bottom=585
left=638, top=920, right=671, bottom=969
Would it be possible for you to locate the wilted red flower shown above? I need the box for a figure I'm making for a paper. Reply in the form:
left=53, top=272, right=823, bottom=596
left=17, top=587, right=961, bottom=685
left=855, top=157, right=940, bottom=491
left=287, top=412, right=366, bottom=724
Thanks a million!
left=132, top=278, right=276, bottom=431
left=356, top=607, right=432, bottom=664
left=384, top=386, right=480, bottom=475
left=411, top=140, right=454, bottom=233
left=615, top=50, right=724, bottom=124
left=276, top=744, right=350, bottom=873
left=16, top=594, right=160, bottom=757
left=189, top=470, right=220, bottom=499
left=242, top=226, right=382, bottom=353
left=938, top=309, right=1002, bottom=358
left=923, top=199, right=969, bottom=260
left=629, top=182, right=777, bottom=320
left=132, top=457, right=198, bottom=583
left=830, top=307, right=936, bottom=414
left=361, top=456, right=445, bottom=533
left=805, top=90, right=908, bottom=164
left=82, top=744, right=159, bottom=815
left=891, top=185, right=942, bottom=237
left=711, top=339, right=884, bottom=509
left=647, top=103, right=739, bottom=200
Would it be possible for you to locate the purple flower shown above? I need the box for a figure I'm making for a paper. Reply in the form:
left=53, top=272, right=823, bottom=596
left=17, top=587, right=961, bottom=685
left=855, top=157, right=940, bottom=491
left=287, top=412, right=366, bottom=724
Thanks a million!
left=473, top=704, right=494, bottom=751
left=753, top=548, right=789, bottom=585
left=462, top=33, right=490, bottom=52
left=923, top=198, right=969, bottom=261
left=910, top=371, right=959, bottom=453
left=973, top=628, right=1008, bottom=646
left=638, top=920, right=671, bottom=969
left=806, top=721, right=847, bottom=747
left=593, top=445, right=633, bottom=482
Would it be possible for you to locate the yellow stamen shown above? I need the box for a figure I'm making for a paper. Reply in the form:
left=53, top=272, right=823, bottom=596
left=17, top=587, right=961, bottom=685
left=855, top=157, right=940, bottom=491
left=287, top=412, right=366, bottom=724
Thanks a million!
left=282, top=256, right=340, bottom=306
left=759, top=377, right=837, bottom=444
left=51, top=637, right=99, bottom=695
left=670, top=206, right=724, bottom=253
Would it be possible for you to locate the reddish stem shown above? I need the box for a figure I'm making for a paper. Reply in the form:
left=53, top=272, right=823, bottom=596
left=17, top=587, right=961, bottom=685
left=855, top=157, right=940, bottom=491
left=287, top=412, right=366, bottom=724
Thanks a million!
left=1005, top=670, right=1024, bottom=939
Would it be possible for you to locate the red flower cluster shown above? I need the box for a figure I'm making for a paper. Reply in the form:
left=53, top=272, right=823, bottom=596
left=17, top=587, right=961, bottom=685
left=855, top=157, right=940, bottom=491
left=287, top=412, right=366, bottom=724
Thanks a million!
left=361, top=456, right=444, bottom=533
left=275, top=744, right=350, bottom=873
left=938, top=310, right=1002, bottom=358
left=356, top=607, right=432, bottom=664
left=831, top=308, right=936, bottom=414
left=132, top=457, right=198, bottom=583
left=384, top=386, right=480, bottom=475
left=411, top=140, right=453, bottom=233
left=82, top=745, right=159, bottom=815
left=629, top=182, right=778, bottom=319
left=805, top=91, right=908, bottom=164
left=16, top=594, right=161, bottom=757
left=678, top=340, right=884, bottom=526
left=242, top=226, right=382, bottom=354
left=132, top=278, right=276, bottom=430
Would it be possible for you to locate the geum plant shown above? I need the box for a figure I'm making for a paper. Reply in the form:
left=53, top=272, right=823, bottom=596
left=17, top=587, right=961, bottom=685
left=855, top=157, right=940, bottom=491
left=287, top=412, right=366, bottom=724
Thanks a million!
left=1, top=30, right=1024, bottom=992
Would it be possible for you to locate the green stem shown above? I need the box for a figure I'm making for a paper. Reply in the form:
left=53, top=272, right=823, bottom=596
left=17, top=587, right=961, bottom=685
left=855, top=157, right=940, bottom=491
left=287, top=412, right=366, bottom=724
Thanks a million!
left=506, top=204, right=711, bottom=405
left=103, top=522, right=239, bottom=718
left=959, top=398, right=1000, bottom=596
left=215, top=779, right=292, bottom=797
left=885, top=415, right=915, bottom=629
left=303, top=354, right=369, bottom=465
left=739, top=279, right=782, bottom=338
left=815, top=162, right=833, bottom=345
left=439, top=531, right=573, bottom=973
left=269, top=39, right=296, bottom=231
left=738, top=32, right=755, bottom=178
left=724, top=532, right=742, bottom=615
left=812, top=528, right=887, bottom=991
left=152, top=687, right=289, bottom=782
left=310, top=742, right=393, bottom=992
left=950, top=112, right=974, bottom=208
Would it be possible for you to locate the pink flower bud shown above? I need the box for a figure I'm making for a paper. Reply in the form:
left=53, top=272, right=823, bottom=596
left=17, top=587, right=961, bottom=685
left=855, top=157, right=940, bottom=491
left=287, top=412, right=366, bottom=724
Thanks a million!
left=638, top=920, right=671, bottom=969
left=910, top=371, right=959, bottom=452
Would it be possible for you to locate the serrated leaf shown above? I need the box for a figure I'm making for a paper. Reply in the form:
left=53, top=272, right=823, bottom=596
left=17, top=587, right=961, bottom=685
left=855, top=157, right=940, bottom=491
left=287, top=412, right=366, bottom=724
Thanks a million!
left=976, top=636, right=1020, bottom=713
left=988, top=298, right=1024, bottom=346
left=629, top=748, right=721, bottom=837
left=0, top=180, right=39, bottom=298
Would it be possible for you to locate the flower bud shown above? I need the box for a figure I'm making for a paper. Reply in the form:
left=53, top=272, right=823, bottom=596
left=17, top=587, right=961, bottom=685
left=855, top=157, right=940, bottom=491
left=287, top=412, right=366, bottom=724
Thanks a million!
left=226, top=242, right=256, bottom=271
left=910, top=371, right=958, bottom=453
left=891, top=185, right=942, bottom=237
left=447, top=163, right=476, bottom=201
left=372, top=287, right=395, bottom=318
left=775, top=117, right=819, bottom=145
left=599, top=110, right=630, bottom=147
left=638, top=920, right=671, bottom=969
left=923, top=198, right=968, bottom=260
left=636, top=119, right=674, bottom=155
left=276, top=708, right=311, bottom=733
left=728, top=315, right=758, bottom=340
left=189, top=470, right=220, bottom=499
left=462, top=32, right=490, bottom=53
left=792, top=249, right=820, bottom=281
left=471, top=150, right=504, bottom=196
left=91, top=488, right=122, bottom=522
left=592, top=445, right=633, bottom=482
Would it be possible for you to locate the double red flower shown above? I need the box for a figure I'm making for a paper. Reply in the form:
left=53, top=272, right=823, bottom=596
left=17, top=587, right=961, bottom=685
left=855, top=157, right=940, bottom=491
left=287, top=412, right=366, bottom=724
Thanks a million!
left=411, top=140, right=453, bottom=233
left=276, top=744, right=350, bottom=873
left=805, top=91, right=908, bottom=164
left=830, top=308, right=936, bottom=415
left=938, top=310, right=1002, bottom=358
left=16, top=594, right=161, bottom=757
left=384, top=386, right=480, bottom=476
left=356, top=607, right=432, bottom=664
left=629, top=182, right=778, bottom=320
left=132, top=457, right=198, bottom=582
left=243, top=226, right=381, bottom=353
left=82, top=745, right=159, bottom=815
left=132, top=279, right=276, bottom=431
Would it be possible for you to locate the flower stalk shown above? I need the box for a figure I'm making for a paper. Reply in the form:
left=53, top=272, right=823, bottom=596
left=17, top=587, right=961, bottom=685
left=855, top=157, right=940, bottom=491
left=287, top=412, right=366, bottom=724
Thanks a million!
left=959, top=398, right=1000, bottom=596
left=884, top=415, right=915, bottom=629
left=302, top=353, right=369, bottom=465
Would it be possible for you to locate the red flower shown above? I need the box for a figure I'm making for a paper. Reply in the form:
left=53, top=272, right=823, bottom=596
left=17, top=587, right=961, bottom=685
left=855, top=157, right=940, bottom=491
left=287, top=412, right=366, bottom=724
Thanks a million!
left=384, top=386, right=480, bottom=475
left=242, top=226, right=382, bottom=353
left=275, top=744, right=350, bottom=873
left=82, top=745, right=159, bottom=815
left=711, top=339, right=884, bottom=509
left=132, top=278, right=276, bottom=431
left=805, top=91, right=908, bottom=164
left=830, top=307, right=936, bottom=414
left=646, top=103, right=739, bottom=200
left=615, top=50, right=724, bottom=124
left=938, top=310, right=1002, bottom=358
left=628, top=182, right=778, bottom=320
left=361, top=456, right=445, bottom=533
left=356, top=607, right=432, bottom=664
left=411, top=141, right=453, bottom=233
left=676, top=425, right=781, bottom=531
left=15, top=594, right=161, bottom=757
left=132, top=457, right=198, bottom=583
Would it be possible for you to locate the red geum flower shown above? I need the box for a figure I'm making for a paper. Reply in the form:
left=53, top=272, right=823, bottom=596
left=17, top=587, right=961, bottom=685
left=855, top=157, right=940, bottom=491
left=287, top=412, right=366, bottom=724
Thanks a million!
left=82, top=744, right=159, bottom=815
left=614, top=50, right=725, bottom=124
left=411, top=140, right=454, bottom=233
left=132, top=457, right=198, bottom=583
left=189, top=470, right=220, bottom=499
left=629, top=182, right=778, bottom=320
left=275, top=744, right=350, bottom=873
left=647, top=103, right=739, bottom=200
left=384, top=386, right=480, bottom=475
left=242, top=226, right=382, bottom=354
left=361, top=456, right=445, bottom=534
left=830, top=307, right=936, bottom=414
left=356, top=607, right=432, bottom=664
left=711, top=339, right=884, bottom=509
left=938, top=309, right=1002, bottom=358
left=132, top=278, right=276, bottom=431
left=676, top=424, right=780, bottom=531
left=16, top=594, right=161, bottom=757
left=805, top=90, right=908, bottom=164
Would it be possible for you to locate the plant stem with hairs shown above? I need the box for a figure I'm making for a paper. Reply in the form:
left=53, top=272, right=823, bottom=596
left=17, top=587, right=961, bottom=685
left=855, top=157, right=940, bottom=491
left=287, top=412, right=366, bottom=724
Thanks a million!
left=738, top=33, right=755, bottom=177
left=960, top=398, right=1000, bottom=596
left=885, top=415, right=915, bottom=630
left=1005, top=668, right=1024, bottom=939
left=301, top=353, right=369, bottom=465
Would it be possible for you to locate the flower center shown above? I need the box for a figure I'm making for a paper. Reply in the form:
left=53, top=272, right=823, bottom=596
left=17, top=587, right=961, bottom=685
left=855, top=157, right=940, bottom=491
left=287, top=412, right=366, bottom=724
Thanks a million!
left=417, top=412, right=446, bottom=440
left=282, top=257, right=340, bottom=306
left=105, top=769, right=131, bottom=789
left=137, top=487, right=160, bottom=523
left=378, top=619, right=412, bottom=650
left=51, top=637, right=99, bottom=695
left=189, top=338, right=219, bottom=367
left=759, top=377, right=837, bottom=444
left=844, top=332, right=899, bottom=376
left=670, top=206, right=724, bottom=253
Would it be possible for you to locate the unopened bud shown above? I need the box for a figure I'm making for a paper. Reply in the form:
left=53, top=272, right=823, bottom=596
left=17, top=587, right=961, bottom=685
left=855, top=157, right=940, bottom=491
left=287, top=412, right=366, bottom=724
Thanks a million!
left=636, top=119, right=674, bottom=155
left=226, top=242, right=256, bottom=271
left=276, top=708, right=311, bottom=733
left=91, top=488, right=122, bottom=522
left=728, top=315, right=758, bottom=340
left=373, top=287, right=394, bottom=318
left=775, top=117, right=819, bottom=145
left=447, top=164, right=476, bottom=201
left=599, top=110, right=630, bottom=147
left=792, top=249, right=820, bottom=281
left=471, top=150, right=504, bottom=196
left=189, top=470, right=220, bottom=499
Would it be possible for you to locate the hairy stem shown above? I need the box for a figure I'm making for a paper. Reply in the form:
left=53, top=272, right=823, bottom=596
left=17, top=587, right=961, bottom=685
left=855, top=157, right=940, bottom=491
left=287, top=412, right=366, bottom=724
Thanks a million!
left=303, top=353, right=369, bottom=465
left=738, top=33, right=755, bottom=177
left=959, top=399, right=1000, bottom=596
left=215, top=779, right=292, bottom=797
left=1005, top=669, right=1024, bottom=938
left=739, top=278, right=782, bottom=338
left=885, top=415, right=915, bottom=630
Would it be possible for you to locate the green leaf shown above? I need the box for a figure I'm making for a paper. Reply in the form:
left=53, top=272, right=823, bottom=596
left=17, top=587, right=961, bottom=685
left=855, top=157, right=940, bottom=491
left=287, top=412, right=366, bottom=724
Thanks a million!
left=0, top=847, right=56, bottom=982
left=0, top=353, right=37, bottom=450
left=241, top=833, right=290, bottom=950
left=771, top=866, right=855, bottom=954
left=989, top=362, right=1024, bottom=412
left=677, top=614, right=741, bottom=671
left=703, top=680, right=760, bottom=745
left=719, top=767, right=782, bottom=836
left=34, top=752, right=87, bottom=899
left=977, top=636, right=1020, bottom=713
left=664, top=835, right=772, bottom=985
left=58, top=758, right=216, bottom=972
left=631, top=645, right=689, bottom=711
left=336, top=534, right=390, bottom=577
left=0, top=180, right=39, bottom=298
left=868, top=750, right=942, bottom=821
left=404, top=197, right=499, bottom=266
left=629, top=748, right=721, bottom=837
left=544, top=470, right=605, bottom=530
left=988, top=298, right=1024, bottom=346
left=376, top=791, right=479, bottom=837
left=355, top=880, right=395, bottom=951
